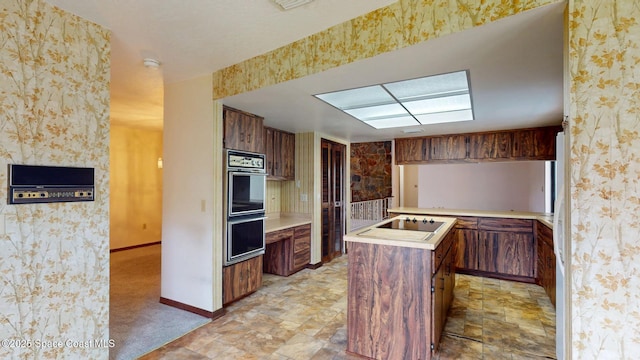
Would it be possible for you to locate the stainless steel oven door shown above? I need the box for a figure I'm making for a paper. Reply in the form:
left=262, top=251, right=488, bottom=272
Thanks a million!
left=225, top=216, right=266, bottom=266
left=227, top=171, right=266, bottom=217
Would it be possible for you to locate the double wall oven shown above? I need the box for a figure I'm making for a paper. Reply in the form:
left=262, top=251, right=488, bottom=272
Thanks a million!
left=224, top=149, right=267, bottom=266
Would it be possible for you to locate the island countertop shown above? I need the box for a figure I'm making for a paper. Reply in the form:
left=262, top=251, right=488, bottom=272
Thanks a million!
left=344, top=214, right=457, bottom=250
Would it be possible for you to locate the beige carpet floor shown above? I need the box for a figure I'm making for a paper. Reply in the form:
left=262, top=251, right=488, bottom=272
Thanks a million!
left=109, top=244, right=210, bottom=360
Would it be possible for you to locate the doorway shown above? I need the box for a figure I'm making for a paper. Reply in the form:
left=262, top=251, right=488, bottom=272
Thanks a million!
left=321, top=139, right=346, bottom=263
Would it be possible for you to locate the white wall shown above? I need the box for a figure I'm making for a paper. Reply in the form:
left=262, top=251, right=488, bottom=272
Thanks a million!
left=415, top=161, right=546, bottom=212
left=162, top=75, right=223, bottom=313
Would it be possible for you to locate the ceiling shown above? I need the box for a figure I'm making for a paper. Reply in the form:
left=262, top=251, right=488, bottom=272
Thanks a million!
left=46, top=0, right=565, bottom=142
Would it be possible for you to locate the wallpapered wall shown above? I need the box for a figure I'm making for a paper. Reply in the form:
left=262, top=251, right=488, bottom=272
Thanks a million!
left=0, top=0, right=111, bottom=359
left=212, top=0, right=640, bottom=357
left=568, top=1, right=640, bottom=357
left=350, top=141, right=392, bottom=202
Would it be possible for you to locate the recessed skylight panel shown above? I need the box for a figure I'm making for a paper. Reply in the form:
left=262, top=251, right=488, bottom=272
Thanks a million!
left=313, top=70, right=474, bottom=129
left=314, top=85, right=393, bottom=110
left=364, top=116, right=420, bottom=129
left=344, top=103, right=409, bottom=121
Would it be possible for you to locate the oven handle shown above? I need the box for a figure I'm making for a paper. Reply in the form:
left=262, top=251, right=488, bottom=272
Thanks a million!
left=227, top=215, right=267, bottom=225
left=229, top=171, right=267, bottom=177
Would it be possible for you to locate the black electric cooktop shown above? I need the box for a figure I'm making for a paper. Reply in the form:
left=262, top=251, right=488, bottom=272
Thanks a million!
left=377, top=217, right=444, bottom=232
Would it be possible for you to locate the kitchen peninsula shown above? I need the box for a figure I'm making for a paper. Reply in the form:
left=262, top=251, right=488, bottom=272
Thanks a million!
left=344, top=215, right=457, bottom=360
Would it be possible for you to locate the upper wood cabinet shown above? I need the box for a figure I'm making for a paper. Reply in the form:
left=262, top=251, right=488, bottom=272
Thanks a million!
left=265, top=127, right=295, bottom=180
left=468, top=132, right=512, bottom=160
left=223, top=106, right=265, bottom=153
left=512, top=127, right=558, bottom=159
left=395, top=125, right=561, bottom=165
left=429, top=134, right=468, bottom=160
left=395, top=137, right=428, bottom=164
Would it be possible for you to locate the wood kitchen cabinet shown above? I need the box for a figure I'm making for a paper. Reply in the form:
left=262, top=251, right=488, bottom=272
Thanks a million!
left=222, top=255, right=263, bottom=305
left=512, top=126, right=558, bottom=160
left=476, top=218, right=535, bottom=280
left=426, top=214, right=536, bottom=282
left=431, top=229, right=456, bottom=353
left=264, top=224, right=310, bottom=276
left=347, top=226, right=455, bottom=360
left=265, top=127, right=295, bottom=180
left=394, top=125, right=561, bottom=165
left=468, top=132, right=512, bottom=160
left=536, top=221, right=556, bottom=306
left=223, top=106, right=265, bottom=153
left=395, top=137, right=428, bottom=164
left=429, top=134, right=468, bottom=161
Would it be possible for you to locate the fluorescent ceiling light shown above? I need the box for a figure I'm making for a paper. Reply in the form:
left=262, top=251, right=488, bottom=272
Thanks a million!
left=314, top=70, right=474, bottom=130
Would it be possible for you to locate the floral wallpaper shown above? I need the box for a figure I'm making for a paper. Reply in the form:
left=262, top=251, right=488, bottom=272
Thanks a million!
left=568, top=0, right=640, bottom=358
left=212, top=0, right=558, bottom=99
left=213, top=0, right=640, bottom=357
left=0, top=0, right=111, bottom=359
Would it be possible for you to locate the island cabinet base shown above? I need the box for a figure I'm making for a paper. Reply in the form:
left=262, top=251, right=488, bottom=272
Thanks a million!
left=347, top=242, right=433, bottom=360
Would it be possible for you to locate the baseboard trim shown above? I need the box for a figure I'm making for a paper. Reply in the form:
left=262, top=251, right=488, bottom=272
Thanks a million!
left=307, top=262, right=323, bottom=270
left=110, top=241, right=161, bottom=253
left=159, top=297, right=225, bottom=319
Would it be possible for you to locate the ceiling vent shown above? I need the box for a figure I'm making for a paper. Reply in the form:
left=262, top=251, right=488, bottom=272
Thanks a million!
left=272, top=0, right=314, bottom=10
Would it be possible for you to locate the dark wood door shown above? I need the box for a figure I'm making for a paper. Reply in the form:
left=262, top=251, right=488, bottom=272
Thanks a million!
left=321, top=139, right=345, bottom=263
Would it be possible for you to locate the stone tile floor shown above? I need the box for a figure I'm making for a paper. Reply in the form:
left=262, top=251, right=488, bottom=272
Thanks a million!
left=141, top=255, right=555, bottom=359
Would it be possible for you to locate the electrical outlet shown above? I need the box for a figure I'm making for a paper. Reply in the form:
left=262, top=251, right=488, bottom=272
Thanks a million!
left=300, top=193, right=308, bottom=202
left=142, top=223, right=147, bottom=230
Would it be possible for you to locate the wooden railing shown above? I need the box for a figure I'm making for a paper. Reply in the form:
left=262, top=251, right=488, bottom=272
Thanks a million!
left=350, top=197, right=393, bottom=231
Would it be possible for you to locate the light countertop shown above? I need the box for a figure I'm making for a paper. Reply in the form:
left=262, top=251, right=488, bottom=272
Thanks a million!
left=388, top=207, right=554, bottom=229
left=265, top=214, right=311, bottom=233
left=344, top=215, right=457, bottom=250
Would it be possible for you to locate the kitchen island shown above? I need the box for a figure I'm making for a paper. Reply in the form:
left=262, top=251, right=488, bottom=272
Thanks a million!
left=344, top=215, right=457, bottom=360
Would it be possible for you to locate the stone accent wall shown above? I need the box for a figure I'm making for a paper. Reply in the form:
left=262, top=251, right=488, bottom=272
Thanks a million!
left=350, top=142, right=392, bottom=202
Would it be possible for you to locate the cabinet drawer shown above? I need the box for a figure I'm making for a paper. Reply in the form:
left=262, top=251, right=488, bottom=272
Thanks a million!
left=478, top=218, right=533, bottom=232
left=266, top=229, right=294, bottom=244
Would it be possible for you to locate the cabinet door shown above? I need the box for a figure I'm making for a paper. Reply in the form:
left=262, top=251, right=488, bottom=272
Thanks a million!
left=223, top=107, right=264, bottom=153
left=265, top=127, right=275, bottom=175
left=245, top=255, right=263, bottom=294
left=511, top=127, right=558, bottom=160
left=280, top=131, right=295, bottom=180
left=431, top=264, right=445, bottom=353
left=222, top=261, right=247, bottom=305
left=430, top=135, right=468, bottom=160
left=443, top=247, right=455, bottom=316
left=468, top=132, right=512, bottom=160
left=478, top=231, right=535, bottom=278
left=395, top=137, right=427, bottom=164
left=455, top=229, right=479, bottom=271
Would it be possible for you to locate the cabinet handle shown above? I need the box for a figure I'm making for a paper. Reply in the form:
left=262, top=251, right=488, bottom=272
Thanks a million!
left=240, top=132, right=245, bottom=142
left=247, top=134, right=251, bottom=144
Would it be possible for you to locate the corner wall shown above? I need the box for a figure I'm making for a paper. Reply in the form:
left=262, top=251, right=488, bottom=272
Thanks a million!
left=162, top=75, right=223, bottom=313
left=0, top=1, right=111, bottom=358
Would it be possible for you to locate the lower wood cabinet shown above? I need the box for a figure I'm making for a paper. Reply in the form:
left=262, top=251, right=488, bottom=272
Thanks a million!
left=222, top=255, right=263, bottom=305
left=264, top=224, right=311, bottom=276
left=439, top=215, right=536, bottom=282
left=536, top=221, right=556, bottom=306
left=347, top=230, right=455, bottom=360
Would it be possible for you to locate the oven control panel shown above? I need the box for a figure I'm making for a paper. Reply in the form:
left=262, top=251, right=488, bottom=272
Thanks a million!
left=227, top=151, right=265, bottom=171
